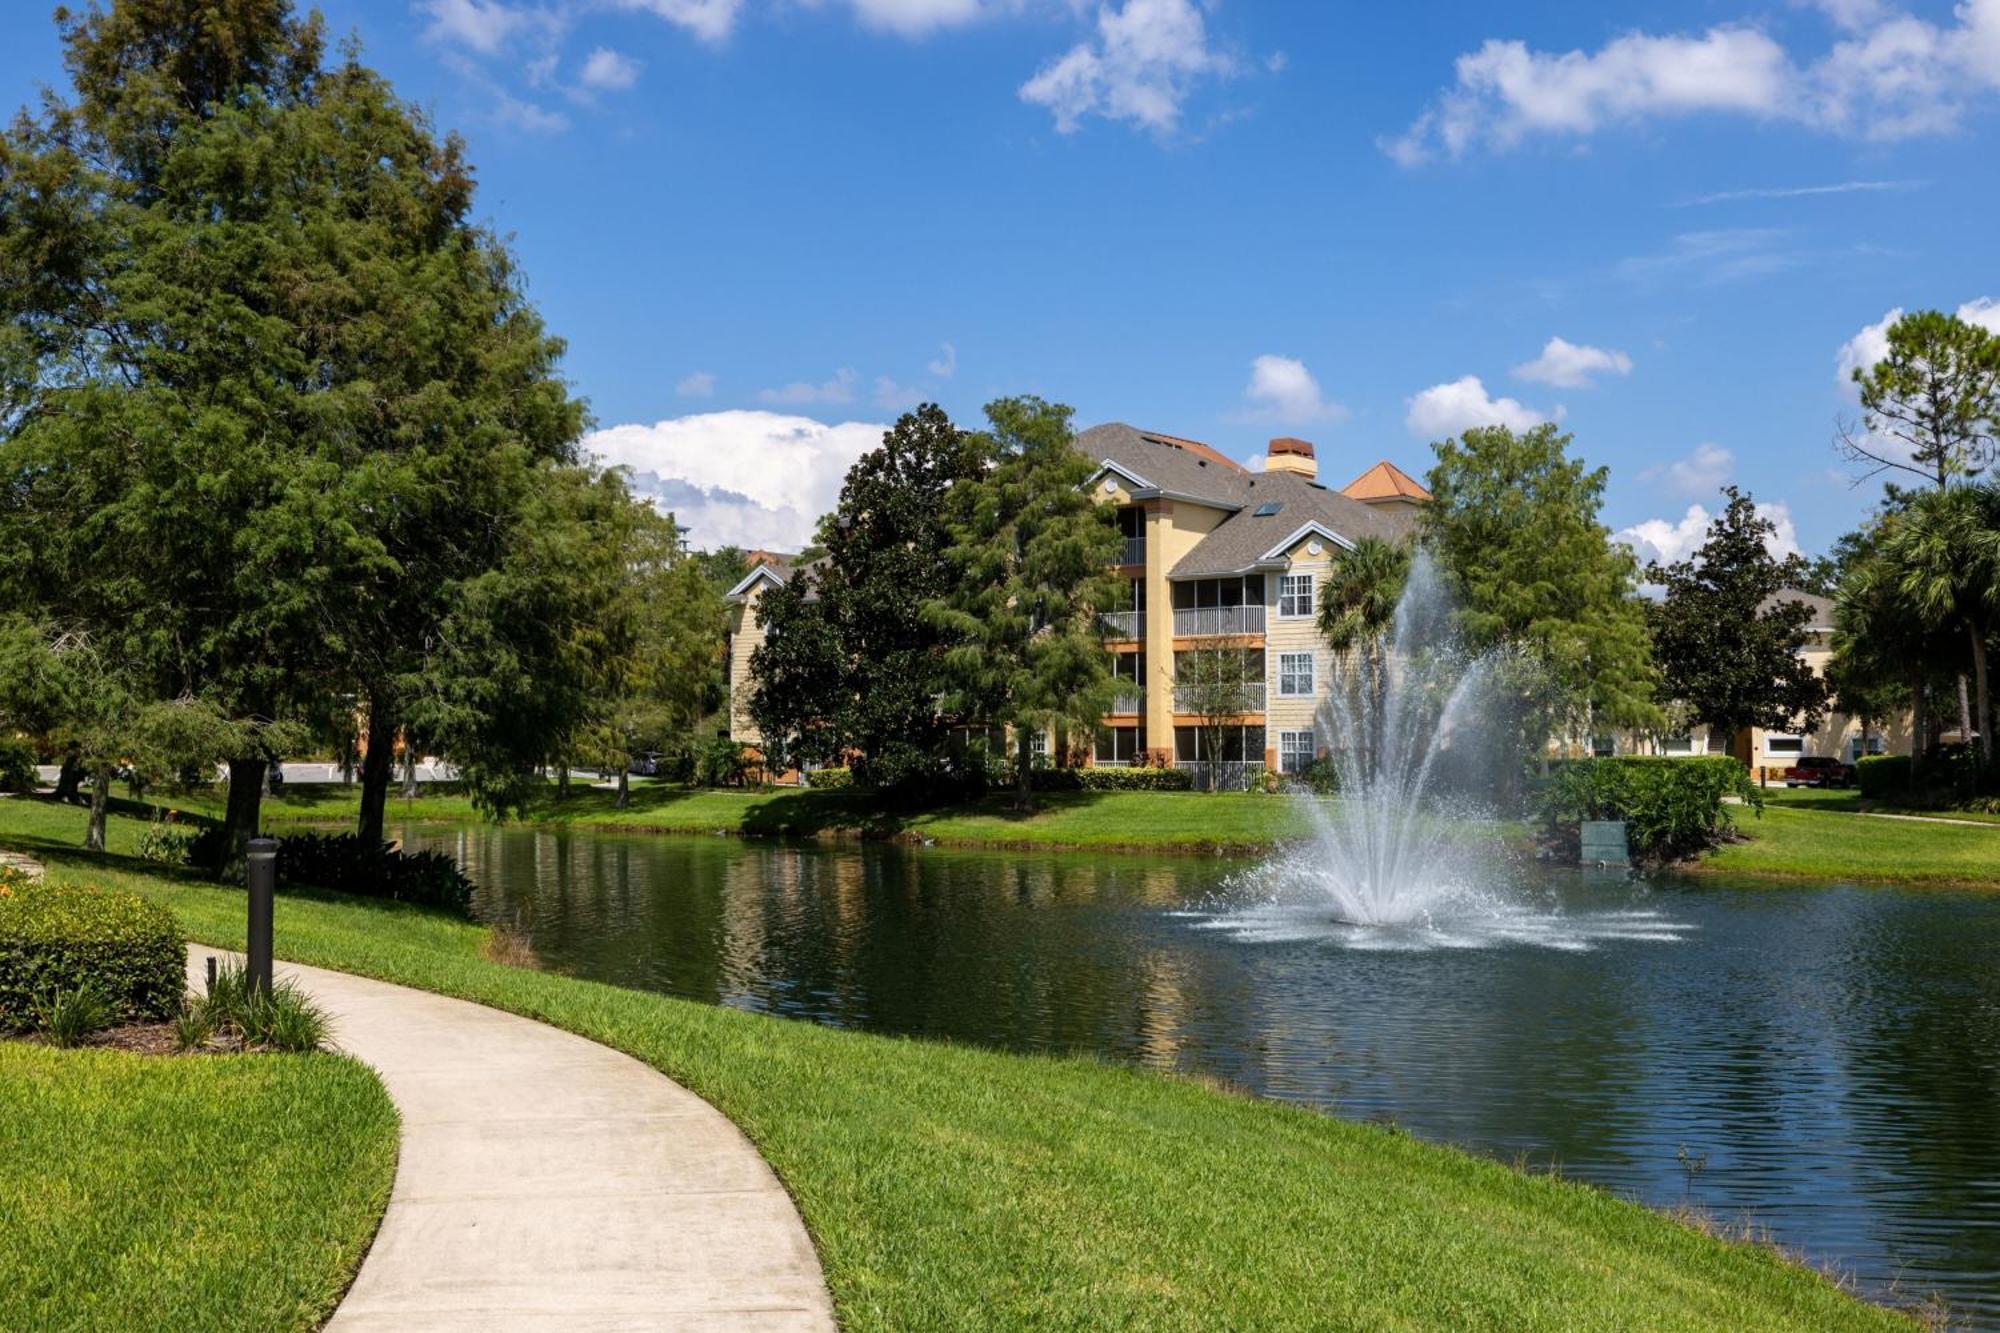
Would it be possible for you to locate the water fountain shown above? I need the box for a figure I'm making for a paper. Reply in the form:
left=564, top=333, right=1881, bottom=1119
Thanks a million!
left=1196, top=553, right=1691, bottom=952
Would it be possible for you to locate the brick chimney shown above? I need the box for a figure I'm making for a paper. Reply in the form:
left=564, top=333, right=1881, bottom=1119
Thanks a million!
left=1266, top=437, right=1317, bottom=479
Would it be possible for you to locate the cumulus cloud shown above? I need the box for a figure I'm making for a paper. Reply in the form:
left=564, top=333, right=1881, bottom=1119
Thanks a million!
left=1639, top=442, right=1735, bottom=496
left=926, top=342, right=957, bottom=378
left=420, top=0, right=549, bottom=55
left=758, top=368, right=858, bottom=406
left=1836, top=296, right=2000, bottom=393
left=675, top=370, right=717, bottom=397
left=1405, top=376, right=1555, bottom=439
left=1237, top=355, right=1346, bottom=425
left=1385, top=3, right=2000, bottom=163
left=1616, top=498, right=1801, bottom=568
left=613, top=0, right=743, bottom=43
left=1019, top=0, right=1235, bottom=135
left=847, top=0, right=983, bottom=37
left=1512, top=337, right=1634, bottom=389
left=587, top=411, right=886, bottom=550
left=579, top=47, right=642, bottom=91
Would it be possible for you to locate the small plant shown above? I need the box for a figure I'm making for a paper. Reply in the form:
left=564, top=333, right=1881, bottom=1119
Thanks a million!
left=1676, top=1143, right=1711, bottom=1199
left=137, top=812, right=202, bottom=866
left=171, top=998, right=216, bottom=1052
left=481, top=917, right=539, bottom=969
left=33, top=984, right=111, bottom=1048
left=201, top=960, right=330, bottom=1053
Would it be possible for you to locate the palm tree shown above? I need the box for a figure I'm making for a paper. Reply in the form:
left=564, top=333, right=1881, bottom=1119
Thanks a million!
left=1317, top=536, right=1413, bottom=774
left=1878, top=485, right=2000, bottom=768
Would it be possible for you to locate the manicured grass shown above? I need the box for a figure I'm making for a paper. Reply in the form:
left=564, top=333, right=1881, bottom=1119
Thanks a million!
left=1757, top=783, right=2000, bottom=825
left=0, top=1042, right=397, bottom=1332
left=143, top=780, right=1317, bottom=852
left=1701, top=803, right=2000, bottom=885
left=0, top=798, right=1908, bottom=1331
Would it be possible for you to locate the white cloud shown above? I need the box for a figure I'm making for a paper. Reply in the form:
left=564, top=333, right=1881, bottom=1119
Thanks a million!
left=420, top=0, right=545, bottom=55
left=1617, top=228, right=1799, bottom=285
left=1676, top=177, right=1926, bottom=205
left=587, top=411, right=886, bottom=550
left=675, top=370, right=717, bottom=397
left=1616, top=498, right=1800, bottom=568
left=1237, top=354, right=1346, bottom=425
left=1836, top=296, right=2000, bottom=393
left=1639, top=442, right=1735, bottom=497
left=1386, top=4, right=2000, bottom=163
left=1405, top=375, right=1555, bottom=439
left=614, top=0, right=743, bottom=43
left=758, top=368, right=858, bottom=406
left=579, top=47, right=642, bottom=91
left=1019, top=0, right=1235, bottom=135
left=1959, top=295, right=2000, bottom=335
left=1512, top=336, right=1633, bottom=389
left=872, top=375, right=925, bottom=411
left=491, top=87, right=570, bottom=133
left=926, top=342, right=957, bottom=378
left=847, top=0, right=984, bottom=37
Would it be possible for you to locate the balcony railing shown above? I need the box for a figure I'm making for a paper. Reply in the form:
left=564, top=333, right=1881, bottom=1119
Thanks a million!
left=1100, top=610, right=1142, bottom=640
left=1172, top=682, right=1265, bottom=714
left=1173, top=605, right=1266, bottom=637
left=1108, top=690, right=1144, bottom=715
left=1174, top=760, right=1261, bottom=792
left=1117, top=535, right=1146, bottom=566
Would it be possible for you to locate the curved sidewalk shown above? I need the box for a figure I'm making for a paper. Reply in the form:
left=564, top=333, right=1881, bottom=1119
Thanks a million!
left=186, top=946, right=836, bottom=1332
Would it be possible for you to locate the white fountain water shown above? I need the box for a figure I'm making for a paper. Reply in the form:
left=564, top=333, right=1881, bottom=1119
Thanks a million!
left=1194, top=552, right=1692, bottom=952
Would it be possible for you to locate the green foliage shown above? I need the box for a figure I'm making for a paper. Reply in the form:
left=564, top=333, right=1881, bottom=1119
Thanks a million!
left=171, top=998, right=216, bottom=1053
left=1856, top=755, right=1911, bottom=799
left=1646, top=487, right=1831, bottom=745
left=1538, top=757, right=1759, bottom=863
left=1294, top=757, right=1342, bottom=796
left=1028, top=767, right=1195, bottom=792
left=31, top=984, right=112, bottom=1047
left=0, top=877, right=184, bottom=1029
left=1422, top=424, right=1660, bottom=750
left=0, top=735, right=34, bottom=792
left=137, top=815, right=202, bottom=867
left=697, top=737, right=754, bottom=788
left=274, top=832, right=475, bottom=916
left=805, top=767, right=853, bottom=790
left=928, top=397, right=1124, bottom=797
left=199, top=962, right=330, bottom=1054
left=1842, top=309, right=2000, bottom=488
left=1874, top=485, right=2000, bottom=769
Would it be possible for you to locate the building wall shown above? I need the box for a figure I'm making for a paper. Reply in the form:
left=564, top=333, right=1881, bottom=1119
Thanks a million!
left=1263, top=536, right=1336, bottom=761
left=726, top=582, right=769, bottom=745
left=1142, top=497, right=1232, bottom=757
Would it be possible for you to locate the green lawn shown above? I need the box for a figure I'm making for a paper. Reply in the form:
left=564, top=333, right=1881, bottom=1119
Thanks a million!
left=1702, top=802, right=2000, bottom=885
left=147, top=779, right=1317, bottom=852
left=0, top=1042, right=397, bottom=1332
left=1756, top=783, right=2000, bottom=825
left=0, top=797, right=1909, bottom=1331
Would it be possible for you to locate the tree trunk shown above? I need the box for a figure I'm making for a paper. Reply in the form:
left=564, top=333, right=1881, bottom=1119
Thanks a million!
left=222, top=756, right=268, bottom=880
left=54, top=749, right=82, bottom=804
left=83, top=765, right=112, bottom=852
left=616, top=767, right=630, bottom=810
left=1014, top=728, right=1034, bottom=809
left=1957, top=673, right=1974, bottom=750
left=357, top=709, right=396, bottom=849
left=557, top=764, right=570, bottom=800
left=1910, top=674, right=1928, bottom=777
left=401, top=748, right=419, bottom=799
left=1971, top=622, right=1993, bottom=768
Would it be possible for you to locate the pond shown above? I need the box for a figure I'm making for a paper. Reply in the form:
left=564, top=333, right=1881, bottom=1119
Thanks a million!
left=400, top=823, right=2000, bottom=1323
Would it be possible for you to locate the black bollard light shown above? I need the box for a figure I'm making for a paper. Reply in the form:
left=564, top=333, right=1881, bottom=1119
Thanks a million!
left=246, top=837, right=277, bottom=997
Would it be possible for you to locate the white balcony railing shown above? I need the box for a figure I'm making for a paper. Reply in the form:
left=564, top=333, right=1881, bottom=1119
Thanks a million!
left=1118, top=535, right=1146, bottom=566
left=1172, top=682, right=1265, bottom=714
left=1174, top=760, right=1261, bottom=791
left=1172, top=605, right=1266, bottom=637
left=1100, top=610, right=1142, bottom=640
left=1108, top=690, right=1144, bottom=715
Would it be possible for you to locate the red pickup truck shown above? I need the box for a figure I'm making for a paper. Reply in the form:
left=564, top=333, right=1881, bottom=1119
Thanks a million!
left=1782, top=756, right=1856, bottom=788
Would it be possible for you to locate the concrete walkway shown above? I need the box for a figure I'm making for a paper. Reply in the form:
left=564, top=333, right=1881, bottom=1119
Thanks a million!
left=185, top=946, right=836, bottom=1332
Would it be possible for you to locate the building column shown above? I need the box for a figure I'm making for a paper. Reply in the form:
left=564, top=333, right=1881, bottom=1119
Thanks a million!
left=1143, top=500, right=1176, bottom=764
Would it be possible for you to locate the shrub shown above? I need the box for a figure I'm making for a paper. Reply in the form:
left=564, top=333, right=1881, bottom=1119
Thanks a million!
left=697, top=738, right=753, bottom=788
left=0, top=876, right=184, bottom=1029
left=198, top=959, right=330, bottom=1053
left=1028, top=767, right=1195, bottom=792
left=0, top=735, right=36, bottom=793
left=1295, top=758, right=1341, bottom=796
left=806, top=767, right=853, bottom=790
left=1856, top=754, right=1910, bottom=800
left=137, top=813, right=202, bottom=867
left=1538, top=756, right=1760, bottom=864
left=32, top=984, right=113, bottom=1047
left=275, top=832, right=475, bottom=917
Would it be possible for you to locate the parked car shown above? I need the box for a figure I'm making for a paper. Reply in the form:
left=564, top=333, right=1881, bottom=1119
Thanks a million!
left=1782, top=756, right=1855, bottom=788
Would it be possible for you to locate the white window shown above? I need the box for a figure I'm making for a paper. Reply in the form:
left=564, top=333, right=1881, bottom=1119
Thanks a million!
left=1277, top=652, right=1315, bottom=697
left=1278, top=574, right=1314, bottom=618
left=1661, top=735, right=1694, bottom=755
left=1279, top=730, right=1316, bottom=775
left=1764, top=733, right=1804, bottom=755
left=1030, top=730, right=1048, bottom=758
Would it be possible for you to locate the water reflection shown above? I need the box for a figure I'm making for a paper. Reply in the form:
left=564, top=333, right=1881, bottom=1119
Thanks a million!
left=403, top=824, right=2000, bottom=1323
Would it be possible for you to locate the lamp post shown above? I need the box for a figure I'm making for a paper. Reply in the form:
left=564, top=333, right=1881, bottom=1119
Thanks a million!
left=245, top=836, right=277, bottom=996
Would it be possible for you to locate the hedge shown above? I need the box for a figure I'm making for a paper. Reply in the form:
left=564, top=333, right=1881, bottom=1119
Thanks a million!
left=1856, top=754, right=1910, bottom=799
left=0, top=736, right=35, bottom=793
left=0, top=872, right=184, bottom=1029
left=1029, top=767, right=1195, bottom=792
left=1538, top=756, right=1759, bottom=864
left=275, top=833, right=475, bottom=917
left=805, top=768, right=853, bottom=790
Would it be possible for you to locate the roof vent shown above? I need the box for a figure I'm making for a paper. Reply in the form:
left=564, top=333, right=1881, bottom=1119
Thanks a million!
left=1266, top=437, right=1317, bottom=479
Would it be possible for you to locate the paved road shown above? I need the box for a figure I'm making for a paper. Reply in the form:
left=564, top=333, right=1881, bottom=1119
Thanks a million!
left=186, top=946, right=836, bottom=1332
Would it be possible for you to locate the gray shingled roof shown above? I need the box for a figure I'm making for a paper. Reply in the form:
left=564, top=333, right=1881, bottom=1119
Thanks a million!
left=1760, top=588, right=1835, bottom=628
left=1074, top=422, right=1253, bottom=509
left=1165, top=469, right=1413, bottom=578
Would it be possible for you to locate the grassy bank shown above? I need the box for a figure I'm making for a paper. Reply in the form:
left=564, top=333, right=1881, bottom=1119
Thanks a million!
left=150, top=780, right=1315, bottom=852
left=1697, top=801, right=2000, bottom=886
left=0, top=799, right=1907, bottom=1330
left=0, top=1041, right=397, bottom=1332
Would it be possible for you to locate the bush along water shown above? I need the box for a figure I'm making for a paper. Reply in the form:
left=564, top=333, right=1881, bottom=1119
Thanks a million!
left=1027, top=767, right=1195, bottom=793
left=1539, top=757, right=1761, bottom=865
left=0, top=871, right=185, bottom=1029
left=275, top=832, right=475, bottom=917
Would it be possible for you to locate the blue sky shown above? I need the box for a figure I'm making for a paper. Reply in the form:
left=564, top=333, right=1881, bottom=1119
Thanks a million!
left=5, top=1, right=1998, bottom=557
